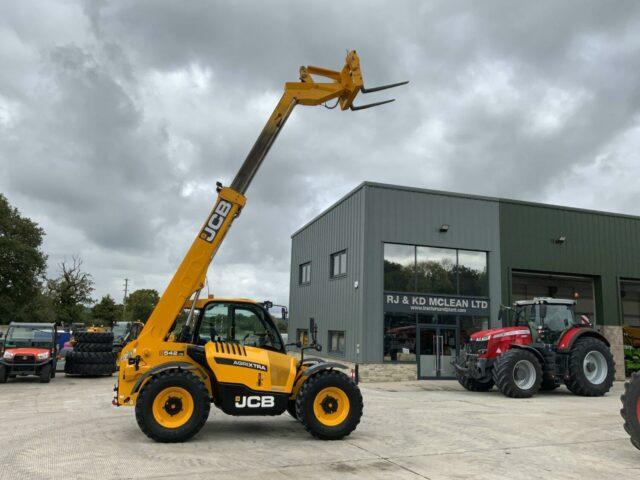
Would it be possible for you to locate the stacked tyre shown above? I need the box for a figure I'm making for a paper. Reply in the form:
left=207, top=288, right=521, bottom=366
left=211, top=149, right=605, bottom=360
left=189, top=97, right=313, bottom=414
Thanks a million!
left=65, top=331, right=116, bottom=376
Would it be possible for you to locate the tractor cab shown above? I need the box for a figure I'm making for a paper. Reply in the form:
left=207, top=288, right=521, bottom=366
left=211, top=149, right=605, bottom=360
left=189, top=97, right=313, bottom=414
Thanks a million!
left=510, top=298, right=585, bottom=345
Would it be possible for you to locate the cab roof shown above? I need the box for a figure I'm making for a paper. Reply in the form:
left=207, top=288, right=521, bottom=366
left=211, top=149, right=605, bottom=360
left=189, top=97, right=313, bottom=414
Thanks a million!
left=8, top=322, right=56, bottom=328
left=183, top=297, right=259, bottom=309
left=514, top=297, right=576, bottom=306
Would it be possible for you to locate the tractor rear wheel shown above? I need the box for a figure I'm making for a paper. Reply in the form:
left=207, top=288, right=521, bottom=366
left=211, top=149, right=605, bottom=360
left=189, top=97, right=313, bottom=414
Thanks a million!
left=565, top=337, right=614, bottom=397
left=295, top=370, right=363, bottom=440
left=456, top=369, right=494, bottom=392
left=493, top=349, right=542, bottom=398
left=135, top=370, right=210, bottom=443
left=621, top=371, right=640, bottom=450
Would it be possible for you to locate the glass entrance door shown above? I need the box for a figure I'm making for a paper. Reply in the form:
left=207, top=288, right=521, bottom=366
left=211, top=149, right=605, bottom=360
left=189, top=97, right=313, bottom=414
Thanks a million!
left=418, top=326, right=458, bottom=379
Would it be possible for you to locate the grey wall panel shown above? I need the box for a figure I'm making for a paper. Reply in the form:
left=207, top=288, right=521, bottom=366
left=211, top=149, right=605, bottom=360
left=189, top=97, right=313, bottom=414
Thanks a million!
left=361, top=184, right=502, bottom=363
left=288, top=188, right=365, bottom=362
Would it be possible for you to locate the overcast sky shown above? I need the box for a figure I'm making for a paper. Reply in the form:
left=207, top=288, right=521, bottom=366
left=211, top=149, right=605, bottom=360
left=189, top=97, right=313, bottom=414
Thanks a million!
left=2, top=1, right=640, bottom=306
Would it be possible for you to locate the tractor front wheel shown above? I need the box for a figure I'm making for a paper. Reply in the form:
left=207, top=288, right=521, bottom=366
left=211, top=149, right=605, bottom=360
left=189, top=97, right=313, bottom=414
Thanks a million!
left=565, top=337, right=614, bottom=397
left=295, top=370, right=363, bottom=440
left=456, top=369, right=494, bottom=392
left=621, top=371, right=640, bottom=450
left=493, top=349, right=542, bottom=398
left=135, top=370, right=210, bottom=443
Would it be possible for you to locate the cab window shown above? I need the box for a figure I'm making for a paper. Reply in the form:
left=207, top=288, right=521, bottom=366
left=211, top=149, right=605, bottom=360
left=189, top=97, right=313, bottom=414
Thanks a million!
left=199, top=303, right=283, bottom=351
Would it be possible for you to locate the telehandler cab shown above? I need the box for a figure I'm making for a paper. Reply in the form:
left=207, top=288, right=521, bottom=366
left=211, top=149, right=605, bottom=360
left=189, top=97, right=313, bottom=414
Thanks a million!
left=114, top=51, right=407, bottom=442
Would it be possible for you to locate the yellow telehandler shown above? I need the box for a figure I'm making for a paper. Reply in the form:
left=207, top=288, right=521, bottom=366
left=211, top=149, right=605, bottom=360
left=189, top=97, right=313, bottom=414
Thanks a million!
left=114, top=51, right=407, bottom=442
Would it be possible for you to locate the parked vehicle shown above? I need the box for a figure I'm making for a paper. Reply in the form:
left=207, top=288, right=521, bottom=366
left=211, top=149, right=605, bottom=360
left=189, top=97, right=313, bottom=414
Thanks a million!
left=454, top=298, right=615, bottom=398
left=0, top=323, right=58, bottom=383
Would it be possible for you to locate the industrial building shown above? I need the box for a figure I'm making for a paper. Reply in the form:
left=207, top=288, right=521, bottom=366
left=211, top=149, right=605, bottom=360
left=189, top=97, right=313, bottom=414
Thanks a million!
left=288, top=182, right=640, bottom=381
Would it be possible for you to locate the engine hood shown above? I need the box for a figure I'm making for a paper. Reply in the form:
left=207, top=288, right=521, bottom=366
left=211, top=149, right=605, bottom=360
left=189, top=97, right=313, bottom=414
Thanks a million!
left=471, top=326, right=531, bottom=340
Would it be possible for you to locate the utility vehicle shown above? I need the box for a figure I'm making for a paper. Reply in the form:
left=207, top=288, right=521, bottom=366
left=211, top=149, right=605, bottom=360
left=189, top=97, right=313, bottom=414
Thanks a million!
left=114, top=51, right=406, bottom=442
left=454, top=298, right=615, bottom=398
left=0, top=322, right=58, bottom=383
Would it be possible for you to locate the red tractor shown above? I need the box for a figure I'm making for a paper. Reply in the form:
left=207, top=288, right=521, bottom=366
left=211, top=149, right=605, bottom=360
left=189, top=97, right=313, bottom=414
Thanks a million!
left=455, top=298, right=615, bottom=398
left=621, top=372, right=640, bottom=450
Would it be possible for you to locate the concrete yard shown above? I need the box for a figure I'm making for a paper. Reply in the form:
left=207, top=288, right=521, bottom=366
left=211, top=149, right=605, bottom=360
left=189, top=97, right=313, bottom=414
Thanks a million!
left=0, top=377, right=638, bottom=480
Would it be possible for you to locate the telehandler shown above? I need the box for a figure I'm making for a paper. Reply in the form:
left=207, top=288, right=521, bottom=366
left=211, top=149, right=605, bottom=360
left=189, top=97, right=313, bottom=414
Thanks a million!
left=114, top=51, right=407, bottom=442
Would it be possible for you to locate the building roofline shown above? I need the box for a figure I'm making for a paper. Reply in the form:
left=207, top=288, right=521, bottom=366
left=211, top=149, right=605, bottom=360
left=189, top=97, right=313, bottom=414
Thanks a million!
left=291, top=181, right=640, bottom=238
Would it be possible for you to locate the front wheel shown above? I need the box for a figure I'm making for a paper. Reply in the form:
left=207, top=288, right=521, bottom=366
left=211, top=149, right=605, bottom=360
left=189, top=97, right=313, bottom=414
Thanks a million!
left=493, top=349, right=542, bottom=398
left=565, top=338, right=615, bottom=397
left=135, top=370, right=210, bottom=443
left=295, top=370, right=363, bottom=440
left=621, top=371, right=640, bottom=451
left=0, top=365, right=8, bottom=383
left=39, top=364, right=52, bottom=383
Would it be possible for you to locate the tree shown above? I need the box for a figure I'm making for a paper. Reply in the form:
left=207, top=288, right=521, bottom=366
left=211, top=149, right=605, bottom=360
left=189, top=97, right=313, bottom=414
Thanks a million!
left=47, top=256, right=94, bottom=325
left=0, top=194, right=47, bottom=324
left=125, top=289, right=159, bottom=323
left=92, top=295, right=120, bottom=327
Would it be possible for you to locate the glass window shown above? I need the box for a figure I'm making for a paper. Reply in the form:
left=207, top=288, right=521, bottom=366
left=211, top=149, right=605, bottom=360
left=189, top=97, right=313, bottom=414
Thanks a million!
left=299, top=262, right=311, bottom=285
left=457, top=250, right=488, bottom=296
left=383, top=313, right=416, bottom=362
left=459, top=316, right=489, bottom=348
left=621, top=280, right=640, bottom=327
left=416, top=246, right=456, bottom=294
left=199, top=303, right=282, bottom=351
left=297, top=329, right=309, bottom=346
left=330, top=250, right=347, bottom=278
left=384, top=243, right=415, bottom=292
left=328, top=331, right=345, bottom=354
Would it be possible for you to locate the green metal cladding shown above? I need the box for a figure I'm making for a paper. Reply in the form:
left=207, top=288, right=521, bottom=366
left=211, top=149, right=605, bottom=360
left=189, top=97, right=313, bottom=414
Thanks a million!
left=499, top=201, right=640, bottom=326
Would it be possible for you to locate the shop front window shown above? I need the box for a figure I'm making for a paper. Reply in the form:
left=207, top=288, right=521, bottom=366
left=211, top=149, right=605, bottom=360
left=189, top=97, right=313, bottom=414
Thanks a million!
left=416, top=246, right=456, bottom=294
left=384, top=243, right=415, bottom=292
left=383, top=313, right=416, bottom=362
left=459, top=316, right=490, bottom=348
left=457, top=250, right=488, bottom=296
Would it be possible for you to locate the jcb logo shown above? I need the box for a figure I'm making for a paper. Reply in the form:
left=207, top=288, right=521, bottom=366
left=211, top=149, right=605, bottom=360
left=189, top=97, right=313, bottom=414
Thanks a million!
left=234, top=395, right=275, bottom=408
left=200, top=200, right=232, bottom=243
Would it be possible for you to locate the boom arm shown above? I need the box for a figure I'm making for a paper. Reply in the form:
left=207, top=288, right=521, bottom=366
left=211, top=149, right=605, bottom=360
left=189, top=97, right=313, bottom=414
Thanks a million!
left=134, top=50, right=407, bottom=345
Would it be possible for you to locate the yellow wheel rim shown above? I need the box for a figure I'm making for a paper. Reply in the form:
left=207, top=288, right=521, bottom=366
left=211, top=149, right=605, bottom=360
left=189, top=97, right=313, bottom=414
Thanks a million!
left=152, top=387, right=194, bottom=429
left=313, top=386, right=350, bottom=427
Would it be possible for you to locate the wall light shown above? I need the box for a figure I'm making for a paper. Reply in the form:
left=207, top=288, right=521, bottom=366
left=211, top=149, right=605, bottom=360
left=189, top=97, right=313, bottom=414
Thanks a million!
left=439, top=224, right=450, bottom=233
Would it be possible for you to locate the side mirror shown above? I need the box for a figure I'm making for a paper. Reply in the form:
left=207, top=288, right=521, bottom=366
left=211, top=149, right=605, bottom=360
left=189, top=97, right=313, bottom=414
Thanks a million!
left=539, top=303, right=547, bottom=320
left=498, top=309, right=506, bottom=325
left=0, top=332, right=3, bottom=339
left=281, top=307, right=288, bottom=321
left=309, top=317, right=318, bottom=345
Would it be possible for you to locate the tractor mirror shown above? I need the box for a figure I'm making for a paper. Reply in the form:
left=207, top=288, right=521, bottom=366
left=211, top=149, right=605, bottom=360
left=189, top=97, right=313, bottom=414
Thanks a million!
left=498, top=309, right=506, bottom=326
left=309, top=317, right=318, bottom=345
left=0, top=332, right=3, bottom=339
left=539, top=303, right=547, bottom=320
left=281, top=307, right=288, bottom=321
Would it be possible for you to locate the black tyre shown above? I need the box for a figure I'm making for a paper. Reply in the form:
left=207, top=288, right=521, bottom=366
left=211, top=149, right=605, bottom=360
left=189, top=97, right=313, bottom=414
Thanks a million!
left=66, top=351, right=116, bottom=365
left=74, top=332, right=114, bottom=344
left=493, top=349, right=542, bottom=398
left=621, top=371, right=640, bottom=451
left=295, top=370, right=363, bottom=440
left=286, top=400, right=298, bottom=420
left=65, top=361, right=114, bottom=376
left=135, top=370, right=210, bottom=443
left=40, top=364, right=52, bottom=383
left=0, top=365, right=8, bottom=383
left=74, top=342, right=113, bottom=353
left=565, top=337, right=615, bottom=397
left=456, top=369, right=494, bottom=392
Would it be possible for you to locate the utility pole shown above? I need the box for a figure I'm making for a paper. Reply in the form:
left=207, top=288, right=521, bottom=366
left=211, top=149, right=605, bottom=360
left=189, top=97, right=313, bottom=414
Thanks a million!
left=122, top=278, right=129, bottom=321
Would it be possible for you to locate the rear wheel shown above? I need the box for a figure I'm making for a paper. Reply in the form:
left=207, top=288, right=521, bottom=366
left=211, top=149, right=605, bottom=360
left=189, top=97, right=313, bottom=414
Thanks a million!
left=620, top=371, right=640, bottom=450
left=493, top=349, right=542, bottom=398
left=135, top=370, right=210, bottom=443
left=456, top=369, right=494, bottom=392
left=0, top=365, right=8, bottom=383
left=295, top=370, right=363, bottom=440
left=40, top=364, right=52, bottom=383
left=565, top=338, right=614, bottom=397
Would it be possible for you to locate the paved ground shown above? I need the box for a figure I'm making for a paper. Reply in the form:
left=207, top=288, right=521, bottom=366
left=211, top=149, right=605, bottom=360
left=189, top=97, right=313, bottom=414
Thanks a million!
left=0, top=376, right=638, bottom=480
